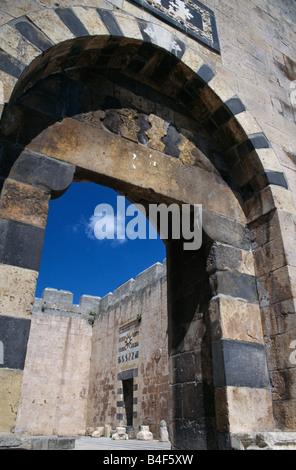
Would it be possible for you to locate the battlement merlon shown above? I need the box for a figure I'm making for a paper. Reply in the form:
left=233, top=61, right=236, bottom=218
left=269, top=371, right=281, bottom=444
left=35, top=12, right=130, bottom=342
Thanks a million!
left=33, top=288, right=101, bottom=315
left=100, top=259, right=167, bottom=313
left=33, top=259, right=167, bottom=316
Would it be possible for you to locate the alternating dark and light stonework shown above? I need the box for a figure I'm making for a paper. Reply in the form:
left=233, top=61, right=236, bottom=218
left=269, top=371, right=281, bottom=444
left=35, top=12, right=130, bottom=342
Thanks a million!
left=0, top=0, right=295, bottom=451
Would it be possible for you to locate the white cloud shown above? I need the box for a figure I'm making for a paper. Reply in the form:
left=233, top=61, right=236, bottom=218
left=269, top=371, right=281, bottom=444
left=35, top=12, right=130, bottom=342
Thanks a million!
left=85, top=214, right=98, bottom=240
left=85, top=212, right=127, bottom=245
left=80, top=199, right=159, bottom=245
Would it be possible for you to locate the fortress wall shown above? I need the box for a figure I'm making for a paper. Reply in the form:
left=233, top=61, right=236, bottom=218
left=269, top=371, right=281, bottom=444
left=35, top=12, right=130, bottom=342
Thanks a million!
left=87, top=260, right=168, bottom=438
left=15, top=310, right=93, bottom=436
left=16, top=261, right=168, bottom=436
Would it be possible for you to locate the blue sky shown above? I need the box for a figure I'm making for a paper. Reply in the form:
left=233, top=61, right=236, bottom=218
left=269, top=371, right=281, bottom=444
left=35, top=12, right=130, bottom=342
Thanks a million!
left=36, top=182, right=166, bottom=304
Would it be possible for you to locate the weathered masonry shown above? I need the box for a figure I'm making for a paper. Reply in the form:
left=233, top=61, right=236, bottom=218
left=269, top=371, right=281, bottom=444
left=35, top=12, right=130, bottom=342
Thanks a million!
left=24, top=261, right=168, bottom=438
left=0, top=0, right=296, bottom=450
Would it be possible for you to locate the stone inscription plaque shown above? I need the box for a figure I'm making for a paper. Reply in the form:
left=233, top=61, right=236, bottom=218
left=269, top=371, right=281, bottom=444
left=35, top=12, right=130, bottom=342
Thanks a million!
left=129, top=0, right=220, bottom=52
left=118, top=322, right=139, bottom=365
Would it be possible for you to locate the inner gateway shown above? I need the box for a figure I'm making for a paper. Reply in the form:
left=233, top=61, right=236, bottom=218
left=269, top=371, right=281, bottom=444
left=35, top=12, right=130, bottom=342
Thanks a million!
left=13, top=66, right=234, bottom=447
left=123, top=378, right=134, bottom=427
left=1, top=38, right=275, bottom=450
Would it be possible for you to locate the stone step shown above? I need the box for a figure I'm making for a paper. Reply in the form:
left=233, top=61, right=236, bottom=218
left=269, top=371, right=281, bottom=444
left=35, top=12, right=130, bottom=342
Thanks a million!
left=0, top=432, right=75, bottom=450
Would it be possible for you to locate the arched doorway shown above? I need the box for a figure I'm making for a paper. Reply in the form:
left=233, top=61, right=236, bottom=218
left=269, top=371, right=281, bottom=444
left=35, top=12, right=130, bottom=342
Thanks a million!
left=0, top=30, right=294, bottom=448
left=19, top=180, right=168, bottom=439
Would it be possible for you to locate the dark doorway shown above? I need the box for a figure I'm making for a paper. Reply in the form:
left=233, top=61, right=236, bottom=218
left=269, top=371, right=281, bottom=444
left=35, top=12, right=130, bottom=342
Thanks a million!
left=123, top=378, right=134, bottom=426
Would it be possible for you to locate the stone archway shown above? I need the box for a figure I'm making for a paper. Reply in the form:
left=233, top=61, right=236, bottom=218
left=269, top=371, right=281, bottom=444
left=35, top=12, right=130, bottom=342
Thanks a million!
left=0, top=16, right=295, bottom=448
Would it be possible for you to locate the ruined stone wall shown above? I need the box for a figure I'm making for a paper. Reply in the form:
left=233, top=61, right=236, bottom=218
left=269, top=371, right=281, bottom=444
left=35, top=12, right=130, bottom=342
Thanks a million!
left=15, top=261, right=168, bottom=436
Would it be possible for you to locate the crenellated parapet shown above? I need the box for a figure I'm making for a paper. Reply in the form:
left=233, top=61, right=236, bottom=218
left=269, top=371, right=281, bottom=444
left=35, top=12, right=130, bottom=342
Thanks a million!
left=33, top=260, right=167, bottom=317
left=33, top=288, right=101, bottom=316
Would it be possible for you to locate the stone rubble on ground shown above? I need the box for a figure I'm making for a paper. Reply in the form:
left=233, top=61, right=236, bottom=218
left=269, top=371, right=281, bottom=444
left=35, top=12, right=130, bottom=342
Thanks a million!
left=159, top=420, right=170, bottom=442
left=136, top=425, right=153, bottom=441
left=112, top=426, right=129, bottom=440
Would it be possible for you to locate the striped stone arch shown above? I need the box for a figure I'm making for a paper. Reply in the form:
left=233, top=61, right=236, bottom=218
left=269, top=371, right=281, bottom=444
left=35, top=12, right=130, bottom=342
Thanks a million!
left=0, top=2, right=295, bottom=449
left=0, top=4, right=292, bottom=211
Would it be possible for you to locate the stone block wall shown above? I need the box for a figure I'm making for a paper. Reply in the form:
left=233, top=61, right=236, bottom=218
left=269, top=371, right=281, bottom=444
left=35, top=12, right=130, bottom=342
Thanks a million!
left=15, top=261, right=168, bottom=437
left=15, top=310, right=93, bottom=436
left=87, top=261, right=169, bottom=438
left=0, top=0, right=294, bottom=193
left=192, top=0, right=296, bottom=434
left=0, top=0, right=295, bottom=447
